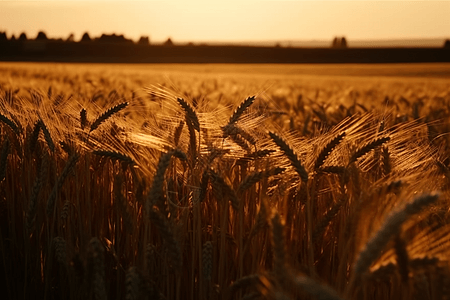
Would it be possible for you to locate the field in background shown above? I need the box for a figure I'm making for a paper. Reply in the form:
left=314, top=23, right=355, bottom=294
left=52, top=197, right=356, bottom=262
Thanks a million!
left=1, top=62, right=450, bottom=300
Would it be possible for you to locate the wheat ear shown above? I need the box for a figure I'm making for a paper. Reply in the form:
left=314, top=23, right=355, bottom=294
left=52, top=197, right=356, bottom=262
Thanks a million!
left=0, top=112, right=20, bottom=135
left=209, top=169, right=239, bottom=210
left=238, top=167, right=285, bottom=194
left=353, top=192, right=439, bottom=278
left=125, top=266, right=141, bottom=300
left=114, top=175, right=134, bottom=233
left=381, top=146, right=391, bottom=176
left=227, top=95, right=256, bottom=125
left=146, top=150, right=186, bottom=213
left=93, top=150, right=135, bottom=166
left=53, top=236, right=68, bottom=268
left=89, top=102, right=128, bottom=133
left=248, top=197, right=268, bottom=240
left=27, top=154, right=48, bottom=230
left=0, top=138, right=9, bottom=182
left=59, top=140, right=76, bottom=156
left=269, top=132, right=308, bottom=182
left=222, top=124, right=256, bottom=145
left=349, top=136, right=390, bottom=165
left=313, top=196, right=348, bottom=241
left=27, top=121, right=41, bottom=153
left=186, top=115, right=197, bottom=164
left=46, top=153, right=79, bottom=216
left=244, top=149, right=275, bottom=160
left=199, top=169, right=210, bottom=203
left=149, top=208, right=182, bottom=271
left=38, top=119, right=55, bottom=152
left=173, top=120, right=184, bottom=146
left=88, top=237, right=107, bottom=300
left=177, top=97, right=200, bottom=131
left=314, top=132, right=345, bottom=169
left=318, top=165, right=346, bottom=175
left=80, top=108, right=88, bottom=130
left=202, top=241, right=213, bottom=281
left=293, top=275, right=344, bottom=300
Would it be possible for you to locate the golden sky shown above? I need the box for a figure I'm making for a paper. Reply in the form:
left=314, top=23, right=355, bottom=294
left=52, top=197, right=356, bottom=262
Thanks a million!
left=0, top=0, right=449, bottom=43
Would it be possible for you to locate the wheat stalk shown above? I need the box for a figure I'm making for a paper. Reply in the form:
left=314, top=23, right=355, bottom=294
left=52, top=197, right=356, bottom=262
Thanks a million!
left=394, top=234, right=409, bottom=283
left=271, top=212, right=286, bottom=283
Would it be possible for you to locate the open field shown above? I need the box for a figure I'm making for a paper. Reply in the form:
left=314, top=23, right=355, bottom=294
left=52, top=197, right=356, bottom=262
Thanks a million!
left=1, top=62, right=450, bottom=300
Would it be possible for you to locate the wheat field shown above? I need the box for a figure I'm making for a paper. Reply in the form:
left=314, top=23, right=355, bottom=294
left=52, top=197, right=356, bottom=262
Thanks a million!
left=1, top=62, right=450, bottom=300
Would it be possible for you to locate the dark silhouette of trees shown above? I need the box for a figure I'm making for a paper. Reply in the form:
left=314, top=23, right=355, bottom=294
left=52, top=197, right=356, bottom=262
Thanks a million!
left=163, top=38, right=173, bottom=46
left=0, top=30, right=447, bottom=63
left=36, top=31, right=48, bottom=40
left=331, top=36, right=348, bottom=48
left=332, top=37, right=339, bottom=48
left=97, top=33, right=133, bottom=44
left=444, top=40, right=450, bottom=48
left=81, top=32, right=91, bottom=42
left=19, top=33, right=27, bottom=41
left=138, top=36, right=150, bottom=45
left=66, top=33, right=74, bottom=42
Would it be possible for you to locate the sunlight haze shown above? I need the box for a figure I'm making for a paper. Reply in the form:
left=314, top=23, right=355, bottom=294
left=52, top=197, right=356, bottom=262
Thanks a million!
left=0, top=0, right=449, bottom=43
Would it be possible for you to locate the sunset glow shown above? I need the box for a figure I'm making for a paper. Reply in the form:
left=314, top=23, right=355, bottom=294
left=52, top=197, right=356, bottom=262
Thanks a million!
left=0, top=0, right=449, bottom=43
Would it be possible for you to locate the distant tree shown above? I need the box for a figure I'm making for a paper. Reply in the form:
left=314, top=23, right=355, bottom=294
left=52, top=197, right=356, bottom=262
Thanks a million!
left=0, top=31, right=7, bottom=41
left=332, top=37, right=340, bottom=48
left=97, top=33, right=132, bottom=44
left=10, top=34, right=16, bottom=41
left=331, top=36, right=347, bottom=48
left=444, top=39, right=450, bottom=48
left=81, top=32, right=91, bottom=42
left=66, top=33, right=74, bottom=42
left=36, top=31, right=48, bottom=40
left=19, top=32, right=27, bottom=41
left=163, top=37, right=173, bottom=46
left=138, top=36, right=150, bottom=45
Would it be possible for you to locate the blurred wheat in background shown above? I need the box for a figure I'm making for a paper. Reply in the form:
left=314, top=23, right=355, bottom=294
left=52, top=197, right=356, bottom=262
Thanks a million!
left=0, top=63, right=450, bottom=300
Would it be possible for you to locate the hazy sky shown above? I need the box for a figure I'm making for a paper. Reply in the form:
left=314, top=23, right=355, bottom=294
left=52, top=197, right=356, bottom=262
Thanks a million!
left=0, top=0, right=449, bottom=43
